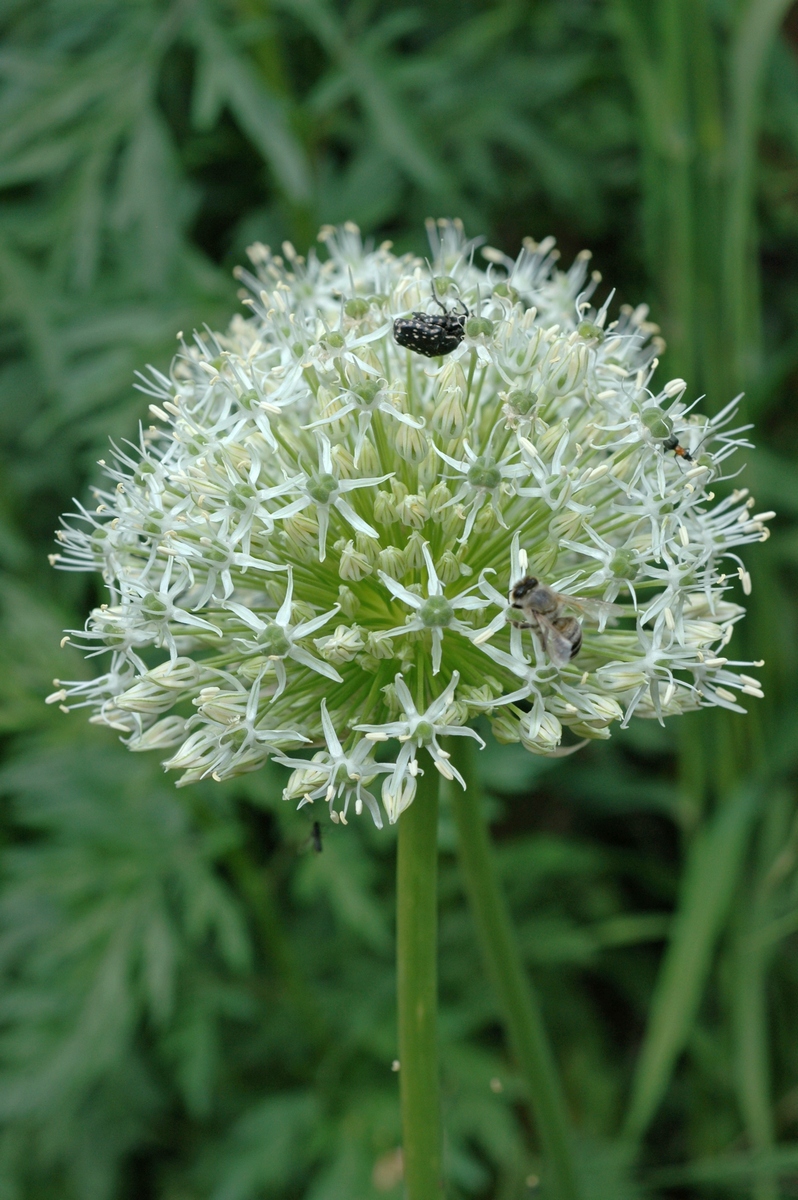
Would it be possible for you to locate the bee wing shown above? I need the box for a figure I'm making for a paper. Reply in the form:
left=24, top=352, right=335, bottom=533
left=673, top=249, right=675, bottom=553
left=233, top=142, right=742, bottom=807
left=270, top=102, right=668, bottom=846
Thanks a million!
left=533, top=614, right=576, bottom=668
left=554, top=593, right=626, bottom=622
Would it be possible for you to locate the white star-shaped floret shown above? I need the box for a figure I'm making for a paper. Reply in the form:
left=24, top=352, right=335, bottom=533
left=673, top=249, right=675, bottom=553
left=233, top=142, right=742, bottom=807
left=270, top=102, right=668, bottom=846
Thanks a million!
left=308, top=317, right=392, bottom=377
left=356, top=671, right=484, bottom=810
left=558, top=527, right=643, bottom=606
left=303, top=380, right=424, bottom=465
left=112, top=557, right=224, bottom=659
left=223, top=566, right=343, bottom=701
left=269, top=433, right=392, bottom=560
left=276, top=700, right=392, bottom=827
left=377, top=542, right=492, bottom=673
left=165, top=673, right=309, bottom=782
left=431, top=434, right=526, bottom=541
left=516, top=435, right=595, bottom=517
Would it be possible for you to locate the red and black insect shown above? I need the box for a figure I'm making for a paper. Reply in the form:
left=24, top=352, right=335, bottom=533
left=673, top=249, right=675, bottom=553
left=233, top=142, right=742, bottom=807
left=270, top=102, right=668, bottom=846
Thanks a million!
left=663, top=431, right=713, bottom=464
left=393, top=287, right=468, bottom=358
left=662, top=433, right=695, bottom=462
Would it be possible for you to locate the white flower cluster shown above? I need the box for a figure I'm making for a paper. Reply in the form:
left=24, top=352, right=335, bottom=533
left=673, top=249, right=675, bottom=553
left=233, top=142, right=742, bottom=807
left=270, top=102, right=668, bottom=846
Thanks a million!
left=50, top=220, right=769, bottom=827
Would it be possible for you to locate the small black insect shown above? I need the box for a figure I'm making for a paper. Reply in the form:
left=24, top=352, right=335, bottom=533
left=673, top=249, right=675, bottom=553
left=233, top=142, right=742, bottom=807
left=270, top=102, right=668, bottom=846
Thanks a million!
left=662, top=433, right=695, bottom=462
left=311, top=821, right=323, bottom=854
left=393, top=285, right=468, bottom=358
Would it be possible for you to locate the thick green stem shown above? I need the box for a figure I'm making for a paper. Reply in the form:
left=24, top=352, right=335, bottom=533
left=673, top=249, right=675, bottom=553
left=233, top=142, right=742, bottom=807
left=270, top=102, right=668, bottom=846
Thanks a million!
left=448, top=738, right=581, bottom=1200
left=397, top=766, right=442, bottom=1198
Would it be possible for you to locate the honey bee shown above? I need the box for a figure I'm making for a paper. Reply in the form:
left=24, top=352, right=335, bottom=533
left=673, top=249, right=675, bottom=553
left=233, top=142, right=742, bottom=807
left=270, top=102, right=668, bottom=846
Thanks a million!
left=509, top=576, right=623, bottom=667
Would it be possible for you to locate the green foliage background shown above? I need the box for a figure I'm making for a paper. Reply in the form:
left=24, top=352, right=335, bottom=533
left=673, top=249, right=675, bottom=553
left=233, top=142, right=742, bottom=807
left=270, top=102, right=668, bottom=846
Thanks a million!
left=1, top=1, right=798, bottom=1196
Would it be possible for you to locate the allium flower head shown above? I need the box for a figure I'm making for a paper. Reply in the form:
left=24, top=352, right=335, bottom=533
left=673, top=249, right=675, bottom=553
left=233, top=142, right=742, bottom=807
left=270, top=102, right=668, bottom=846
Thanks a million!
left=50, top=219, right=769, bottom=827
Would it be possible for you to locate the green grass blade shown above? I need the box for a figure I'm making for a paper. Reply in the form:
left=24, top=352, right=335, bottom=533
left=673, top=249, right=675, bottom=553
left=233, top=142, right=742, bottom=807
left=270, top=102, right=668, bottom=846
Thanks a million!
left=624, top=706, right=798, bottom=1142
left=647, top=1144, right=798, bottom=1189
left=623, top=781, right=761, bottom=1142
left=723, top=0, right=794, bottom=388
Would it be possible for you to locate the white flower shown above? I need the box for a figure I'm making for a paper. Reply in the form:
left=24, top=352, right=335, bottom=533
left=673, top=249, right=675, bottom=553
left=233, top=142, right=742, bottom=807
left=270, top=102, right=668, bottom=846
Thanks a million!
left=267, top=432, right=392, bottom=560
left=277, top=700, right=391, bottom=827
left=163, top=674, right=309, bottom=784
left=431, top=435, right=527, bottom=541
left=355, top=671, right=484, bottom=814
left=52, top=220, right=764, bottom=827
left=223, top=566, right=342, bottom=701
left=377, top=542, right=493, bottom=674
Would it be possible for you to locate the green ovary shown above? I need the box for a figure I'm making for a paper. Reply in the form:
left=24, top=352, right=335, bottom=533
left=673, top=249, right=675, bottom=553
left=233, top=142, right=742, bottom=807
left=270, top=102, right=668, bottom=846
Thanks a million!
left=467, top=457, right=502, bottom=490
left=307, top=473, right=339, bottom=504
left=419, top=597, right=454, bottom=628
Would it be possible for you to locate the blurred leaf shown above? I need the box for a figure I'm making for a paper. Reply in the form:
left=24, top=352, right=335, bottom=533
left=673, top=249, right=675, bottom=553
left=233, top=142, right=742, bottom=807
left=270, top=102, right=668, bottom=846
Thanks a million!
left=190, top=10, right=312, bottom=204
left=624, top=700, right=798, bottom=1142
left=206, top=1092, right=320, bottom=1200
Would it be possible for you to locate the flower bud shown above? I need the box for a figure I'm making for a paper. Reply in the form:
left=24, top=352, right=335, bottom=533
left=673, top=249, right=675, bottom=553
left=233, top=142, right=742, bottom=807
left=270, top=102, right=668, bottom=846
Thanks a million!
left=337, top=585, right=360, bottom=617
left=382, top=771, right=417, bottom=824
left=315, top=386, right=350, bottom=440
left=356, top=436, right=381, bottom=475
left=431, top=387, right=466, bottom=438
left=366, top=631, right=398, bottom=660
left=417, top=451, right=438, bottom=491
left=548, top=509, right=583, bottom=540
left=427, top=482, right=452, bottom=518
left=147, top=657, right=202, bottom=689
left=435, top=550, right=460, bottom=584
left=473, top=504, right=497, bottom=534
left=114, top=679, right=176, bottom=715
left=491, top=710, right=522, bottom=744
left=374, top=490, right=398, bottom=524
left=196, top=690, right=247, bottom=725
left=435, top=359, right=468, bottom=395
left=127, top=716, right=187, bottom=751
left=164, top=730, right=218, bottom=773
left=283, top=756, right=328, bottom=801
left=237, top=655, right=272, bottom=682
left=596, top=662, right=648, bottom=691
left=330, top=443, right=356, bottom=478
left=355, top=532, right=380, bottom=565
left=520, top=712, right=562, bottom=753
left=683, top=619, right=723, bottom=645
left=395, top=421, right=428, bottom=463
left=378, top=545, right=407, bottom=577
left=338, top=540, right=372, bottom=581
left=315, top=624, right=364, bottom=663
left=404, top=532, right=425, bottom=571
left=536, top=419, right=570, bottom=460
left=398, top=493, right=430, bottom=529
left=282, top=513, right=319, bottom=561
left=444, top=700, right=470, bottom=726
left=567, top=721, right=612, bottom=739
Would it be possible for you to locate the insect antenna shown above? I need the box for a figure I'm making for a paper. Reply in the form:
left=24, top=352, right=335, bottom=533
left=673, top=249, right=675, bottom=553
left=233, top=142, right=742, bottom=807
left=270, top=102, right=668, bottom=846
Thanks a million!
left=426, top=262, right=448, bottom=313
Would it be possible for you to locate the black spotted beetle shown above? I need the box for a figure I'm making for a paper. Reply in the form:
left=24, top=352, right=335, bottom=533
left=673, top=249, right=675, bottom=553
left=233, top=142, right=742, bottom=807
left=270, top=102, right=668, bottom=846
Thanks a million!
left=393, top=284, right=468, bottom=358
